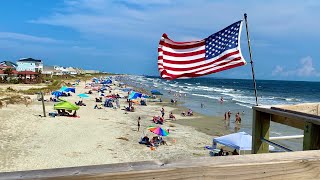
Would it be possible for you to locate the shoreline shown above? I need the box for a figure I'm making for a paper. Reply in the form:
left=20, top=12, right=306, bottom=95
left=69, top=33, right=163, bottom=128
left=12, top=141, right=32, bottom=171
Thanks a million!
left=154, top=101, right=231, bottom=137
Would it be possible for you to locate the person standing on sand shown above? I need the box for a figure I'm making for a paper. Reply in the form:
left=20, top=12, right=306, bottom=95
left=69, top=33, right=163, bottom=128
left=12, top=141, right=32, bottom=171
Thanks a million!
left=161, top=107, right=165, bottom=118
left=137, top=116, right=141, bottom=131
left=224, top=112, right=227, bottom=120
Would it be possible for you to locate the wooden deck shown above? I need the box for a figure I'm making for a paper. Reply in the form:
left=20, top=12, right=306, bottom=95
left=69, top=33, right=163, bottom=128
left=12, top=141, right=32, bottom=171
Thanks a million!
left=0, top=150, right=320, bottom=180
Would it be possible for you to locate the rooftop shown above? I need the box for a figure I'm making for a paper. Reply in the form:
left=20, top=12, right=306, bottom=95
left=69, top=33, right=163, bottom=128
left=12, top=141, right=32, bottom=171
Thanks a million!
left=0, top=61, right=18, bottom=67
left=18, top=58, right=42, bottom=63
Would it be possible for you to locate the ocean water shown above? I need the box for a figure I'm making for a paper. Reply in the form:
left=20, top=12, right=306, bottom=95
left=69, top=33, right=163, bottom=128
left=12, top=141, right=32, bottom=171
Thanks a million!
left=119, top=75, right=320, bottom=151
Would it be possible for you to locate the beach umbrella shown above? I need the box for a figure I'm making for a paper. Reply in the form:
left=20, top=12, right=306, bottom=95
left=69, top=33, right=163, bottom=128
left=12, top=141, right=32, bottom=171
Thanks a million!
left=52, top=91, right=62, bottom=97
left=77, top=93, right=89, bottom=98
left=128, top=91, right=142, bottom=100
left=147, top=126, right=169, bottom=136
left=54, top=100, right=80, bottom=111
left=151, top=90, right=163, bottom=95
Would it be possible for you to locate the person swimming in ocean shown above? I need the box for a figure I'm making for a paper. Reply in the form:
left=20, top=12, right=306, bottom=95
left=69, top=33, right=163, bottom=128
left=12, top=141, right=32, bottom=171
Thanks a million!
left=220, top=96, right=224, bottom=104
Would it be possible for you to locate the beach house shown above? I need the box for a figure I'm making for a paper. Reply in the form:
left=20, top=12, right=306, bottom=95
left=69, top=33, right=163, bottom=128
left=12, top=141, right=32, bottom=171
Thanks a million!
left=16, top=58, right=43, bottom=72
left=0, top=61, right=18, bottom=70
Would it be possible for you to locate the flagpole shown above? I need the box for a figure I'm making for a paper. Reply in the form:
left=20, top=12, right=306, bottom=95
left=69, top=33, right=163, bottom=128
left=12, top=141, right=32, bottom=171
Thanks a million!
left=244, top=13, right=258, bottom=106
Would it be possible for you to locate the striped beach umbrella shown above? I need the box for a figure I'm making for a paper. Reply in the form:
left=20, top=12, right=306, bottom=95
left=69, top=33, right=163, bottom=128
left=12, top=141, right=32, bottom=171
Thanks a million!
left=147, top=126, right=169, bottom=136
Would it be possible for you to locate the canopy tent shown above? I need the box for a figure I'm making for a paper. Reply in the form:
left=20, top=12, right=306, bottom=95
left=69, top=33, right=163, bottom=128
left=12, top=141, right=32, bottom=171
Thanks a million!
left=59, top=86, right=75, bottom=93
left=64, top=87, right=75, bottom=93
left=52, top=91, right=62, bottom=97
left=128, top=91, right=142, bottom=100
left=213, top=132, right=274, bottom=153
left=101, top=79, right=112, bottom=84
left=54, top=100, right=80, bottom=111
left=151, top=89, right=163, bottom=95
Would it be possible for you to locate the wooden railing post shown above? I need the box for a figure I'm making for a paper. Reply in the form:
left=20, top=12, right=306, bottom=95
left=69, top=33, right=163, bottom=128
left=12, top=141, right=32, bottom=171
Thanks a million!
left=303, top=122, right=320, bottom=150
left=252, top=109, right=270, bottom=154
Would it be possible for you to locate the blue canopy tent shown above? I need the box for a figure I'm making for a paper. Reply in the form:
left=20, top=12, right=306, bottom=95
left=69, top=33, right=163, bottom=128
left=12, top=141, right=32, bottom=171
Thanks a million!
left=101, top=79, right=112, bottom=84
left=52, top=91, right=62, bottom=97
left=59, top=86, right=75, bottom=93
left=64, top=87, right=76, bottom=93
left=213, top=132, right=274, bottom=154
left=151, top=90, right=163, bottom=95
left=128, top=91, right=142, bottom=100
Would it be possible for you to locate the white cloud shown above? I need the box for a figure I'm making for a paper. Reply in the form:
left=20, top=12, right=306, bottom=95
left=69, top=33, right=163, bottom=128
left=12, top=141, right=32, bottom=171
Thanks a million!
left=272, top=65, right=284, bottom=76
left=29, top=0, right=320, bottom=40
left=272, top=56, right=320, bottom=77
left=0, top=32, right=63, bottom=44
left=297, top=56, right=318, bottom=76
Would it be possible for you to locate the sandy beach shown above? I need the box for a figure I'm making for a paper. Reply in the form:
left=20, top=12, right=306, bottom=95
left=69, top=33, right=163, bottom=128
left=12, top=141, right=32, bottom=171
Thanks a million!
left=0, top=78, right=229, bottom=172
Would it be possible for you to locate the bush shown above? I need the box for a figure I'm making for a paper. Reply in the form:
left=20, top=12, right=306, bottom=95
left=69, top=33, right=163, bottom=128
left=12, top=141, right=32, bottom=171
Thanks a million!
left=9, top=79, right=19, bottom=84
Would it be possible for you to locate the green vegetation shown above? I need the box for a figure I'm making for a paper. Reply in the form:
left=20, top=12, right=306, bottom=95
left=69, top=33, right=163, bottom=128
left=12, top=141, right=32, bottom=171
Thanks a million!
left=0, top=95, right=30, bottom=108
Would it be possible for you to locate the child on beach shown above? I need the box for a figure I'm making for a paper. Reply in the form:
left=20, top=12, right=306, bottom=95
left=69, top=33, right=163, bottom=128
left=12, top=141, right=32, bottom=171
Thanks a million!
left=169, top=112, right=176, bottom=120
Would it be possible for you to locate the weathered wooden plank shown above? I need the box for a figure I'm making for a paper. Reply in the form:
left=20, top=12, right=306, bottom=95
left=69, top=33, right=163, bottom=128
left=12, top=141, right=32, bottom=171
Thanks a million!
left=303, top=122, right=320, bottom=150
left=252, top=110, right=270, bottom=154
left=271, top=114, right=305, bottom=130
left=1, top=151, right=320, bottom=180
left=253, top=106, right=320, bottom=126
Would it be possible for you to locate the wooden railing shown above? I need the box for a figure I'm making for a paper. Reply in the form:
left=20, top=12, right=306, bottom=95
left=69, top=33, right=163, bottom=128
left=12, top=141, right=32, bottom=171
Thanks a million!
left=252, top=103, right=320, bottom=153
left=0, top=150, right=320, bottom=180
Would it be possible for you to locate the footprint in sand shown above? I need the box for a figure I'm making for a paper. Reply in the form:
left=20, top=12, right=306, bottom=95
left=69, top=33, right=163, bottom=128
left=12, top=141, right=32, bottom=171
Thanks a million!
left=64, top=152, right=82, bottom=157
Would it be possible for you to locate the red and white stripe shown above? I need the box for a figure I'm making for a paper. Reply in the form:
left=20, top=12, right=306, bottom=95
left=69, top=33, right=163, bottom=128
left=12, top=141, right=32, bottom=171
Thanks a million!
left=158, top=33, right=246, bottom=80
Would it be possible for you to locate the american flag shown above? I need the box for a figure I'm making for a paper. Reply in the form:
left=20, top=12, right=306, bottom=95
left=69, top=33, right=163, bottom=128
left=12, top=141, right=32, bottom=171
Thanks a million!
left=158, top=20, right=246, bottom=80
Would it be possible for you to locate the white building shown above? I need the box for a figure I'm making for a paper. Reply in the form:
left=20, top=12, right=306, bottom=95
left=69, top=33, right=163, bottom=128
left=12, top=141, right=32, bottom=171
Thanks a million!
left=66, top=67, right=78, bottom=75
left=16, top=58, right=43, bottom=72
left=53, top=66, right=67, bottom=75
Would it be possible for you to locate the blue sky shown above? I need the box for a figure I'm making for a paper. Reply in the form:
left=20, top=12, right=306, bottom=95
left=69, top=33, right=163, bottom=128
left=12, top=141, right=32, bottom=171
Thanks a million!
left=1, top=0, right=320, bottom=81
